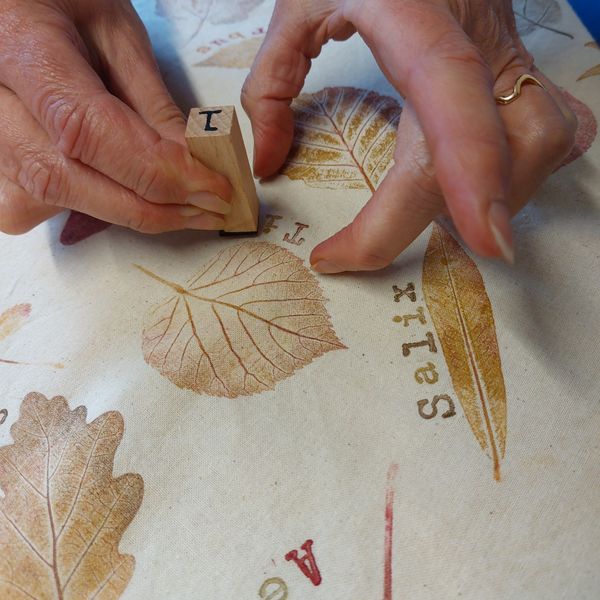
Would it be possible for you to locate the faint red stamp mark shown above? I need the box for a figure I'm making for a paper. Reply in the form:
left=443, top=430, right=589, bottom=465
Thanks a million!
left=384, top=463, right=399, bottom=600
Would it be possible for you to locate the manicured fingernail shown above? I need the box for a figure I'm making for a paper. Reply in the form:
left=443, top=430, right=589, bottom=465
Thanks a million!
left=186, top=192, right=231, bottom=215
left=488, top=202, right=514, bottom=264
left=186, top=214, right=226, bottom=231
left=311, top=260, right=346, bottom=274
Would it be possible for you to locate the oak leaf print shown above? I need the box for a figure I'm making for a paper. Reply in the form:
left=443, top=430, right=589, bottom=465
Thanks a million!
left=282, top=87, right=402, bottom=192
left=513, top=0, right=572, bottom=38
left=195, top=36, right=263, bottom=68
left=422, top=224, right=507, bottom=481
left=0, top=392, right=143, bottom=599
left=137, top=242, right=346, bottom=398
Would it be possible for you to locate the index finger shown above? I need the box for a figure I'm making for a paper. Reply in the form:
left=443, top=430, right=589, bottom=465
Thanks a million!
left=346, top=0, right=512, bottom=260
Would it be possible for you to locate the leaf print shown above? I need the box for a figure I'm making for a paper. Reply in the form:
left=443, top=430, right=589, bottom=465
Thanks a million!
left=282, top=87, right=402, bottom=192
left=156, top=0, right=264, bottom=39
left=0, top=304, right=64, bottom=369
left=577, top=64, right=600, bottom=81
left=195, top=36, right=263, bottom=68
left=578, top=42, right=600, bottom=81
left=0, top=304, right=30, bottom=343
left=559, top=91, right=597, bottom=169
left=136, top=241, right=346, bottom=398
left=513, top=0, right=572, bottom=38
left=0, top=392, right=143, bottom=599
left=422, top=224, right=507, bottom=481
left=60, top=211, right=111, bottom=246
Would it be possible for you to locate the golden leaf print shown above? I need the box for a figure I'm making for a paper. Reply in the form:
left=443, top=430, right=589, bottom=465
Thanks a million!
left=283, top=87, right=402, bottom=192
left=0, top=392, right=143, bottom=599
left=422, top=225, right=507, bottom=481
left=196, top=36, right=263, bottom=68
left=137, top=242, right=346, bottom=398
left=0, top=303, right=30, bottom=343
left=577, top=42, right=600, bottom=81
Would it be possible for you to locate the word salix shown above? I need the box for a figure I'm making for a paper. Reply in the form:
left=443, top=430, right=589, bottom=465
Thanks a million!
left=392, top=282, right=456, bottom=420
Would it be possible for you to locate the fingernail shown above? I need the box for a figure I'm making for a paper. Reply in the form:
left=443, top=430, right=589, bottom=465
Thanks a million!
left=311, top=260, right=346, bottom=274
left=186, top=214, right=226, bottom=231
left=488, top=202, right=514, bottom=264
left=179, top=206, right=206, bottom=217
left=186, top=191, right=231, bottom=215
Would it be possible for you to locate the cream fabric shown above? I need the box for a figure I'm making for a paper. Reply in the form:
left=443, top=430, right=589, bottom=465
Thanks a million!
left=1, top=1, right=599, bottom=598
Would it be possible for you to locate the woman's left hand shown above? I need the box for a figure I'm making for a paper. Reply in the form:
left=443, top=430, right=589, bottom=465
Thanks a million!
left=242, top=0, right=577, bottom=271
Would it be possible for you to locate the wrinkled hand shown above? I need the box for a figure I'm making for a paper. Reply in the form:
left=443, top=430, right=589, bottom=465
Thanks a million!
left=0, top=0, right=232, bottom=235
left=242, top=0, right=576, bottom=271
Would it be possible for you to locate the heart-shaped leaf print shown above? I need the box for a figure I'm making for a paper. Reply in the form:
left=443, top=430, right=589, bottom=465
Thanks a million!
left=137, top=242, right=346, bottom=398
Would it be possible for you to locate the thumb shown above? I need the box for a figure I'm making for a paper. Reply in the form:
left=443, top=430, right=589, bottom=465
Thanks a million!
left=241, top=1, right=353, bottom=177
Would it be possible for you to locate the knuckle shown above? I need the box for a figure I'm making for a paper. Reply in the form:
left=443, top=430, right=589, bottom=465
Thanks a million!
left=132, top=160, right=164, bottom=202
left=39, top=91, right=108, bottom=162
left=347, top=221, right=393, bottom=270
left=15, top=152, right=63, bottom=205
left=417, top=32, right=490, bottom=81
left=151, top=99, right=185, bottom=130
left=124, top=206, right=159, bottom=234
left=530, top=109, right=577, bottom=160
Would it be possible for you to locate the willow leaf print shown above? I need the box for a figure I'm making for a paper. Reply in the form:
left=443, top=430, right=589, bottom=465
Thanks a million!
left=512, top=0, right=572, bottom=38
left=422, top=224, right=507, bottom=481
left=136, top=242, right=346, bottom=398
left=282, top=87, right=401, bottom=192
left=195, top=36, right=264, bottom=68
left=0, top=392, right=143, bottom=599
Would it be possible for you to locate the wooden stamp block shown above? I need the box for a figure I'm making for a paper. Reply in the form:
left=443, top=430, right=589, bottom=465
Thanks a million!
left=185, top=106, right=259, bottom=233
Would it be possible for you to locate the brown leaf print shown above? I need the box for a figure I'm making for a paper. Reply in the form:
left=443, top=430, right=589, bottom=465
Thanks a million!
left=0, top=303, right=31, bottom=343
left=559, top=91, right=597, bottom=168
left=195, top=36, right=263, bottom=68
left=0, top=392, right=143, bottom=599
left=136, top=241, right=346, bottom=398
left=282, top=87, right=402, bottom=192
left=422, top=224, right=507, bottom=481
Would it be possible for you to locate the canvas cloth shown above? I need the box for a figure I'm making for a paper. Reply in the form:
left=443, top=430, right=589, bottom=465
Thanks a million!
left=1, top=1, right=599, bottom=598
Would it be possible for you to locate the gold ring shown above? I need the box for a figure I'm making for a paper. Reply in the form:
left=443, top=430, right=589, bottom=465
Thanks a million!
left=495, top=74, right=546, bottom=105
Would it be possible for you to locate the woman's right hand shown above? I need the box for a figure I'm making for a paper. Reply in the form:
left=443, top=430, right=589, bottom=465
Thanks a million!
left=0, top=0, right=232, bottom=235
